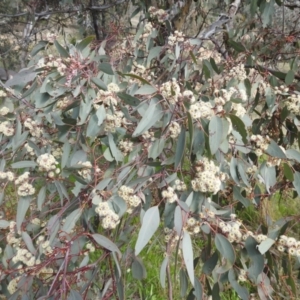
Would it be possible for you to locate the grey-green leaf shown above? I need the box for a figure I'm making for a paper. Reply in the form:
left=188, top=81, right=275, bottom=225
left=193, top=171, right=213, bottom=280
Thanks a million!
left=92, top=233, right=122, bottom=258
left=16, top=197, right=31, bottom=231
left=174, top=127, right=186, bottom=169
left=160, top=256, right=169, bottom=288
left=209, top=116, right=223, bottom=155
left=266, top=140, right=286, bottom=158
left=182, top=230, right=194, bottom=286
left=135, top=206, right=160, bottom=256
left=11, top=161, right=38, bottom=169
left=215, top=233, right=235, bottom=265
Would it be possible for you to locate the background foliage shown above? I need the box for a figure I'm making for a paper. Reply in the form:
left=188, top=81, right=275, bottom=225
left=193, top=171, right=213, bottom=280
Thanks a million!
left=1, top=0, right=300, bottom=299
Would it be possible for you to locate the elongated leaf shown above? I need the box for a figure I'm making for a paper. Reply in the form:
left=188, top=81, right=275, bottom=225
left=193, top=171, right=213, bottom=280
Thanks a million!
left=286, top=149, right=300, bottom=163
left=257, top=273, right=273, bottom=300
left=293, top=171, right=300, bottom=196
left=215, top=234, right=235, bottom=265
left=11, top=161, right=37, bottom=169
left=131, top=256, right=147, bottom=280
left=108, top=133, right=123, bottom=162
left=182, top=230, right=194, bottom=286
left=62, top=208, right=82, bottom=234
left=134, top=84, right=157, bottom=95
left=160, top=256, right=169, bottom=288
left=194, top=278, right=203, bottom=300
left=257, top=238, right=275, bottom=255
left=22, top=231, right=36, bottom=254
left=37, top=186, right=46, bottom=211
left=180, top=269, right=188, bottom=298
left=54, top=40, right=69, bottom=57
left=76, top=36, right=94, bottom=51
left=174, top=127, right=186, bottom=168
left=132, top=102, right=163, bottom=137
left=0, top=220, right=9, bottom=228
left=228, top=269, right=249, bottom=300
left=117, top=92, right=140, bottom=106
left=91, top=77, right=107, bottom=90
left=203, top=251, right=218, bottom=275
left=266, top=140, right=286, bottom=158
left=228, top=114, right=247, bottom=144
left=209, top=116, right=223, bottom=155
left=92, top=234, right=122, bottom=258
left=174, top=206, right=183, bottom=236
left=228, top=40, right=246, bottom=52
left=285, top=70, right=295, bottom=85
left=233, top=186, right=250, bottom=207
left=67, top=290, right=83, bottom=300
left=148, top=138, right=165, bottom=159
left=135, top=206, right=160, bottom=256
left=16, top=197, right=31, bottom=231
left=99, top=62, right=114, bottom=75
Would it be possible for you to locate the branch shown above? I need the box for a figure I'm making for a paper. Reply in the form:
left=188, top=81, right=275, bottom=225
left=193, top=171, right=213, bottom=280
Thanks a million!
left=0, top=0, right=128, bottom=18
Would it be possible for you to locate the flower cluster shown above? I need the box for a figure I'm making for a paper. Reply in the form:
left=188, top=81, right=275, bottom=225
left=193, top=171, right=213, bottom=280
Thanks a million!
left=189, top=101, right=213, bottom=120
left=118, top=185, right=141, bottom=213
left=250, top=134, right=270, bottom=157
left=0, top=90, right=7, bottom=97
left=6, top=221, right=21, bottom=246
left=167, top=30, right=185, bottom=47
left=95, top=202, right=120, bottom=229
left=104, top=111, right=124, bottom=132
left=197, top=47, right=221, bottom=64
left=119, top=139, right=133, bottom=155
left=185, top=217, right=201, bottom=235
left=24, top=118, right=43, bottom=138
left=162, top=186, right=178, bottom=203
left=56, top=97, right=70, bottom=109
left=45, top=55, right=67, bottom=76
left=24, top=142, right=35, bottom=156
left=225, top=63, right=247, bottom=81
left=14, top=171, right=35, bottom=196
left=274, top=85, right=289, bottom=95
left=40, top=239, right=53, bottom=255
left=77, top=161, right=92, bottom=180
left=173, top=179, right=187, bottom=191
left=12, top=247, right=36, bottom=267
left=285, top=94, right=300, bottom=115
left=142, top=130, right=155, bottom=141
left=0, top=121, right=14, bottom=136
left=164, top=227, right=180, bottom=250
left=169, top=121, right=181, bottom=139
left=94, top=84, right=119, bottom=107
left=182, top=90, right=195, bottom=103
left=37, top=153, right=58, bottom=174
left=160, top=78, right=181, bottom=104
left=149, top=7, right=168, bottom=23
left=277, top=235, right=300, bottom=256
left=52, top=145, right=63, bottom=158
left=191, top=158, right=226, bottom=194
left=7, top=276, right=20, bottom=294
left=85, top=242, right=96, bottom=255
left=0, top=106, right=10, bottom=115
left=0, top=171, right=14, bottom=181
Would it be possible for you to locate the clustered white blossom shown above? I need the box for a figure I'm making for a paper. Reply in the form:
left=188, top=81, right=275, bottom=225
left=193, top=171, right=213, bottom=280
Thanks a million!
left=94, top=83, right=119, bottom=108
left=141, top=22, right=154, bottom=39
left=277, top=235, right=300, bottom=257
left=164, top=227, right=180, bottom=249
left=185, top=216, right=201, bottom=235
left=52, top=145, right=63, bottom=158
left=95, top=201, right=120, bottom=229
left=0, top=90, right=7, bottom=97
left=169, top=121, right=181, bottom=139
left=24, top=142, right=35, bottom=156
left=77, top=161, right=93, bottom=180
left=104, top=111, right=124, bottom=132
left=189, top=101, right=214, bottom=120
left=191, top=158, right=226, bottom=194
left=56, top=97, right=70, bottom=109
left=6, top=221, right=21, bottom=246
left=14, top=171, right=35, bottom=196
left=197, top=47, right=221, bottom=64
left=167, top=30, right=185, bottom=47
left=0, top=106, right=10, bottom=115
left=225, top=63, right=247, bottom=81
left=24, top=118, right=43, bottom=138
left=118, top=185, right=141, bottom=214
left=142, top=130, right=155, bottom=141
left=274, top=85, right=289, bottom=95
left=162, top=186, right=178, bottom=203
left=0, top=121, right=14, bottom=136
left=85, top=242, right=96, bottom=255
left=119, top=139, right=133, bottom=155
left=37, top=153, right=59, bottom=176
left=160, top=78, right=181, bottom=104
left=149, top=6, right=168, bottom=23
left=250, top=134, right=270, bottom=157
left=0, top=171, right=14, bottom=181
left=182, top=90, right=195, bottom=103
left=46, top=54, right=67, bottom=76
left=12, top=247, right=36, bottom=267
left=285, top=94, right=300, bottom=115
left=7, top=276, right=20, bottom=294
left=173, top=179, right=187, bottom=191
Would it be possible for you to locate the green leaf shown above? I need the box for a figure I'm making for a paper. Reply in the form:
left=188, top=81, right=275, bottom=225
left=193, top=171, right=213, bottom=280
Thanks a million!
left=99, top=62, right=114, bottom=75
left=21, top=231, right=36, bottom=254
left=76, top=36, right=94, bottom=52
left=228, top=40, right=246, bottom=52
left=54, top=40, right=69, bottom=58
left=257, top=238, right=275, bottom=254
left=61, top=208, right=82, bottom=234
left=147, top=46, right=162, bottom=66
left=31, top=41, right=48, bottom=56
left=285, top=70, right=295, bottom=85
left=233, top=186, right=250, bottom=207
left=215, top=234, right=235, bottom=265
left=117, top=92, right=140, bottom=106
left=265, top=140, right=286, bottom=158
left=91, top=77, right=107, bottom=90
left=135, top=206, right=160, bottom=256
left=108, top=133, right=124, bottom=162
left=134, top=84, right=157, bottom=95
left=293, top=171, right=300, bottom=196
left=174, top=127, right=186, bottom=168
left=209, top=116, right=223, bottom=155
left=286, top=149, right=300, bottom=163
left=121, top=73, right=152, bottom=85
left=160, top=256, right=169, bottom=288
left=148, top=138, right=165, bottom=159
left=37, top=186, right=46, bottom=211
left=194, top=277, right=203, bottom=300
left=261, top=0, right=275, bottom=28
left=131, top=256, right=147, bottom=280
left=61, top=142, right=71, bottom=169
left=132, top=102, right=163, bottom=137
left=11, top=161, right=37, bottom=169
left=283, top=163, right=294, bottom=181
left=16, top=197, right=31, bottom=231
left=228, top=269, right=249, bottom=300
left=67, top=290, right=83, bottom=300
left=203, top=251, right=218, bottom=275
left=182, top=230, right=194, bottom=286
left=92, top=234, right=122, bottom=258
left=228, top=114, right=247, bottom=144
